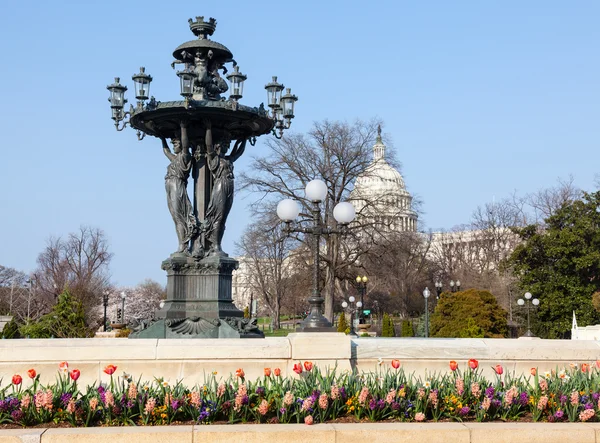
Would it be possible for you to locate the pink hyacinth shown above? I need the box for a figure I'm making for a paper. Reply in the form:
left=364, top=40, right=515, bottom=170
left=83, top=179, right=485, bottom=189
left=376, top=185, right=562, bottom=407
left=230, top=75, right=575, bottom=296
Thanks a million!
left=258, top=399, right=269, bottom=415
left=66, top=398, right=76, bottom=414
left=415, top=412, right=426, bottom=422
left=471, top=382, right=481, bottom=398
left=482, top=397, right=491, bottom=411
left=37, top=390, right=53, bottom=411
left=570, top=391, right=579, bottom=406
left=358, top=387, right=369, bottom=405
left=330, top=384, right=340, bottom=400
left=89, top=397, right=98, bottom=411
left=237, top=384, right=247, bottom=397
left=217, top=383, right=226, bottom=398
left=104, top=391, right=115, bottom=408
left=190, top=391, right=201, bottom=408
left=128, top=383, right=138, bottom=400
left=537, top=395, right=548, bottom=410
left=385, top=389, right=397, bottom=404
left=301, top=397, right=314, bottom=412
left=428, top=390, right=438, bottom=408
left=455, top=378, right=465, bottom=396
left=580, top=409, right=595, bottom=422
left=20, top=394, right=31, bottom=410
left=319, top=393, right=328, bottom=409
left=539, top=379, right=548, bottom=392
left=417, top=388, right=426, bottom=400
left=283, top=391, right=294, bottom=406
left=504, top=386, right=518, bottom=406
left=144, top=397, right=156, bottom=414
left=304, top=415, right=314, bottom=425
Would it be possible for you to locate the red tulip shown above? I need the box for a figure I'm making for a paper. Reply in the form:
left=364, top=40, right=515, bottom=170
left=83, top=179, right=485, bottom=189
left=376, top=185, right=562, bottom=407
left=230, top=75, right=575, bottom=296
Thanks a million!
left=27, top=369, right=36, bottom=379
left=103, top=364, right=117, bottom=375
left=530, top=367, right=537, bottom=376
left=304, top=361, right=313, bottom=372
left=274, top=368, right=281, bottom=377
left=581, top=363, right=590, bottom=373
left=494, top=365, right=503, bottom=375
left=264, top=367, right=271, bottom=377
left=391, top=359, right=401, bottom=369
left=293, top=363, right=303, bottom=374
left=449, top=361, right=458, bottom=371
left=59, top=361, right=69, bottom=373
left=12, top=374, right=22, bottom=385
left=468, top=359, right=479, bottom=370
left=235, top=368, right=245, bottom=378
left=70, top=369, right=81, bottom=381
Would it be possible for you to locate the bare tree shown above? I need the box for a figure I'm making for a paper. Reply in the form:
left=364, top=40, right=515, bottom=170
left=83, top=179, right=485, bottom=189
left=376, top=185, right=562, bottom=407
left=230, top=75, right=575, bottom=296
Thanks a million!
left=240, top=119, right=408, bottom=321
left=236, top=213, right=297, bottom=329
left=524, top=175, right=581, bottom=224
left=33, top=226, right=113, bottom=326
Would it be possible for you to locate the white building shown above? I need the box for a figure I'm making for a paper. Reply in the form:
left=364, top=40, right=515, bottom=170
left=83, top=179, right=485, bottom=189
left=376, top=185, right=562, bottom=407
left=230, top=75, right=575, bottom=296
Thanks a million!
left=350, top=126, right=418, bottom=232
left=571, top=311, right=600, bottom=340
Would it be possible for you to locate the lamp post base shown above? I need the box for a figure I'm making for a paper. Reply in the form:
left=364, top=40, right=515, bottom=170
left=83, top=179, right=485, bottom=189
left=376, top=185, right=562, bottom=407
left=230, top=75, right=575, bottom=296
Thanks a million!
left=296, top=314, right=334, bottom=332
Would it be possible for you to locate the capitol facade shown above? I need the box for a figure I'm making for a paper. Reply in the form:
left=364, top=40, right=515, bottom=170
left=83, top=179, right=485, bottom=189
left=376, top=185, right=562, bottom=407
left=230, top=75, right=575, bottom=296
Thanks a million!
left=350, top=127, right=418, bottom=233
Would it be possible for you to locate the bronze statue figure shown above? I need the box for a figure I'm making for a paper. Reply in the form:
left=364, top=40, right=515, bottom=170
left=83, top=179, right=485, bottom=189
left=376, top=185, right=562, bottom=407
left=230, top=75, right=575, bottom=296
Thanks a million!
left=161, top=121, right=198, bottom=255
left=203, top=120, right=246, bottom=256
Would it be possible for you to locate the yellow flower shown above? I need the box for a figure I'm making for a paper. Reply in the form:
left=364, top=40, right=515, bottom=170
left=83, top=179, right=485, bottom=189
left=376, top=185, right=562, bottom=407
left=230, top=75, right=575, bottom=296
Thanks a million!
left=212, top=371, right=218, bottom=375
left=162, top=381, right=169, bottom=388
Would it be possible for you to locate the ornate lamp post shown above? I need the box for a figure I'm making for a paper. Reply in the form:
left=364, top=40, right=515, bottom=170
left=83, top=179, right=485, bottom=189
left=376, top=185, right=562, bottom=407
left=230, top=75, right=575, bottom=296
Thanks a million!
left=341, top=296, right=363, bottom=337
left=106, top=16, right=298, bottom=339
left=277, top=179, right=356, bottom=331
left=423, top=287, right=431, bottom=338
left=102, top=290, right=110, bottom=331
left=355, top=276, right=368, bottom=323
left=517, top=291, right=539, bottom=337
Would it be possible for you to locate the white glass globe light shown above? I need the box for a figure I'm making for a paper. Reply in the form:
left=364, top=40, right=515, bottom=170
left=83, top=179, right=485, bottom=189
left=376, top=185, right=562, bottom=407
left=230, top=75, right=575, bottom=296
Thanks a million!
left=159, top=301, right=165, bottom=309
left=305, top=179, right=327, bottom=202
left=524, top=292, right=532, bottom=300
left=349, top=296, right=355, bottom=303
left=277, top=199, right=300, bottom=221
left=517, top=299, right=525, bottom=306
left=333, top=202, right=356, bottom=224
left=423, top=287, right=430, bottom=298
left=532, top=298, right=540, bottom=306
left=356, top=301, right=363, bottom=308
left=342, top=301, right=348, bottom=308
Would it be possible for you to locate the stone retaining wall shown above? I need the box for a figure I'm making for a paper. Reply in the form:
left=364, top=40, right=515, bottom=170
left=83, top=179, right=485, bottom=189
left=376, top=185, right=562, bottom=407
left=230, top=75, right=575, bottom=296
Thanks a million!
left=0, top=333, right=598, bottom=386
left=1, top=423, right=600, bottom=443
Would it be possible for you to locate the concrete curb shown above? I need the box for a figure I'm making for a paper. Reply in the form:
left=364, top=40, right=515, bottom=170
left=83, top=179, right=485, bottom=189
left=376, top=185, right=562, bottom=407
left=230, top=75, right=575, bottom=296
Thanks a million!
left=1, top=423, right=600, bottom=443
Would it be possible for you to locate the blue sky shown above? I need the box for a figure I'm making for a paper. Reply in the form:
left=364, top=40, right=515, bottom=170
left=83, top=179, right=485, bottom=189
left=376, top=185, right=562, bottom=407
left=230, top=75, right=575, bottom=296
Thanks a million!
left=1, top=1, right=598, bottom=286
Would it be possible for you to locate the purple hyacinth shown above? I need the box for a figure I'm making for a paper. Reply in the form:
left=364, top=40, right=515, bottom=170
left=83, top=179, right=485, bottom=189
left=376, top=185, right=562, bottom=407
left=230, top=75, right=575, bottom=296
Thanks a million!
left=391, top=401, right=400, bottom=411
left=377, top=399, right=386, bottom=410
left=10, top=410, right=23, bottom=422
left=491, top=399, right=501, bottom=409
left=459, top=406, right=470, bottom=416
left=171, top=399, right=181, bottom=410
left=585, top=402, right=594, bottom=410
left=559, top=395, right=567, bottom=404
left=581, top=395, right=589, bottom=404
left=485, top=386, right=495, bottom=398
left=256, top=386, right=265, bottom=396
left=593, top=392, right=600, bottom=402
left=241, top=395, right=249, bottom=405
left=519, top=392, right=528, bottom=406
left=369, top=399, right=377, bottom=410
left=60, top=393, right=73, bottom=407
left=339, top=387, right=347, bottom=399
left=280, top=407, right=287, bottom=414
left=554, top=410, right=564, bottom=420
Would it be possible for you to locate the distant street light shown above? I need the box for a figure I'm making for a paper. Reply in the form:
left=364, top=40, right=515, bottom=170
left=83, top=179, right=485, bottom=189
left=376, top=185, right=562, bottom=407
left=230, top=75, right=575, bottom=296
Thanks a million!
left=355, top=276, right=368, bottom=323
left=517, top=291, right=539, bottom=337
left=120, top=291, right=127, bottom=325
left=341, top=296, right=363, bottom=337
left=423, top=287, right=431, bottom=338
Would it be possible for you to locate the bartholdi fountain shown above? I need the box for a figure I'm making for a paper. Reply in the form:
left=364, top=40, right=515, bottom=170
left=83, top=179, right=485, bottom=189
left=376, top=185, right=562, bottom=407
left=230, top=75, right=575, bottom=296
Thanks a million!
left=106, top=16, right=298, bottom=338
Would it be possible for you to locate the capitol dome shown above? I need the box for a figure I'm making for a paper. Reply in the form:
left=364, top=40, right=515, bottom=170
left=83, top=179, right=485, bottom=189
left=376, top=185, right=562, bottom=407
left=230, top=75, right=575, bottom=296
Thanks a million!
left=351, top=126, right=417, bottom=232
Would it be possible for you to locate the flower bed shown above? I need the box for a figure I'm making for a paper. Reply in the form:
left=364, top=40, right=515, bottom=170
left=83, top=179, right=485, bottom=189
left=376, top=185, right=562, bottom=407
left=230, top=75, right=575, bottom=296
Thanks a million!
left=1, top=358, right=600, bottom=427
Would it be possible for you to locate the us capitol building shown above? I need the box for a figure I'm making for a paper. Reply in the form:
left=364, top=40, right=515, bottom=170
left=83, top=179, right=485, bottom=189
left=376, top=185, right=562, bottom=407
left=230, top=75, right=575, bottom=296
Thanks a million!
left=232, top=128, right=418, bottom=310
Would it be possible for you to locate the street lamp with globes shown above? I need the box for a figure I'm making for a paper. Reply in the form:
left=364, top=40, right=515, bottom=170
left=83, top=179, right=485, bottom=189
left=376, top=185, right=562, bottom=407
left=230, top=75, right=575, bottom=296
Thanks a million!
left=517, top=291, right=539, bottom=337
left=277, top=179, right=356, bottom=331
left=342, top=296, right=362, bottom=336
left=356, top=276, right=368, bottom=323
left=423, top=287, right=431, bottom=338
